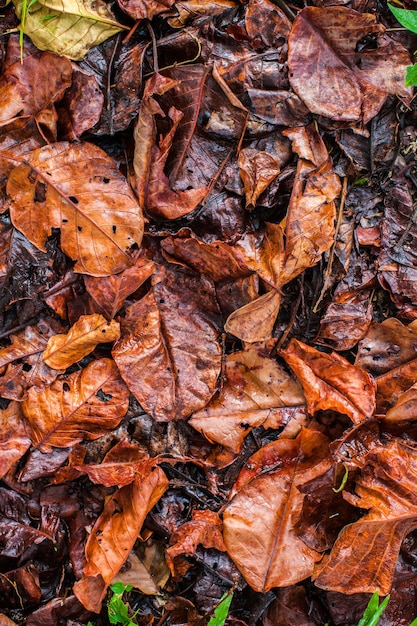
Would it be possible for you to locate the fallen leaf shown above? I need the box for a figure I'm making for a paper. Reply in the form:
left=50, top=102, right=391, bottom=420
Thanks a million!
left=356, top=318, right=417, bottom=375
left=0, top=402, right=32, bottom=479
left=117, top=0, right=174, bottom=20
left=223, top=428, right=332, bottom=592
left=13, top=0, right=126, bottom=60
left=73, top=467, right=169, bottom=612
left=224, top=289, right=281, bottom=343
left=42, top=314, right=120, bottom=369
left=280, top=339, right=376, bottom=423
left=190, top=341, right=305, bottom=452
left=238, top=149, right=281, bottom=209
left=22, top=358, right=129, bottom=451
left=288, top=6, right=411, bottom=122
left=112, top=547, right=169, bottom=595
left=113, top=268, right=222, bottom=421
left=7, top=141, right=144, bottom=276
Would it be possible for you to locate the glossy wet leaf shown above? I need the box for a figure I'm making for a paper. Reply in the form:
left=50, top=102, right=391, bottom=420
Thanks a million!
left=223, top=428, right=332, bottom=592
left=13, top=0, right=125, bottom=60
left=22, top=358, right=129, bottom=451
left=42, top=314, right=120, bottom=369
left=7, top=141, right=144, bottom=276
left=0, top=402, right=32, bottom=479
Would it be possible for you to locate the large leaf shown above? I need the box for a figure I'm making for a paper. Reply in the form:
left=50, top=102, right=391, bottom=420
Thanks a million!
left=223, top=428, right=332, bottom=592
left=73, top=467, right=169, bottom=612
left=22, top=358, right=129, bottom=451
left=280, top=339, right=376, bottom=423
left=288, top=6, right=412, bottom=122
left=113, top=268, right=222, bottom=421
left=6, top=141, right=144, bottom=276
left=42, top=314, right=120, bottom=369
left=189, top=341, right=306, bottom=453
left=388, top=5, right=417, bottom=34
left=314, top=440, right=417, bottom=595
left=13, top=0, right=126, bottom=60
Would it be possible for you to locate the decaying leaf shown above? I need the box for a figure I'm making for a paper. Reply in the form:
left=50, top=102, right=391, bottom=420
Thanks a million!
left=13, top=0, right=126, bottom=60
left=73, top=467, right=169, bottom=612
left=224, top=289, right=281, bottom=343
left=0, top=402, right=32, bottom=479
left=42, top=313, right=120, bottom=369
left=7, top=141, right=144, bottom=276
left=280, top=339, right=376, bottom=423
left=223, top=428, right=332, bottom=592
left=190, top=341, right=306, bottom=452
left=113, top=268, right=222, bottom=421
left=22, top=358, right=129, bottom=451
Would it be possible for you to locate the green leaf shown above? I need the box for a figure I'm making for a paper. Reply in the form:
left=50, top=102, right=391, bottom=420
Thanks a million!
left=12, top=0, right=127, bottom=60
left=208, top=593, right=233, bottom=626
left=406, top=63, right=417, bottom=87
left=110, top=583, right=133, bottom=595
left=388, top=4, right=417, bottom=34
left=357, top=592, right=390, bottom=626
left=410, top=619, right=417, bottom=626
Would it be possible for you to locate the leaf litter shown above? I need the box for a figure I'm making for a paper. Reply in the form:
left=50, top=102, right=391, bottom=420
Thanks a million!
left=2, top=0, right=417, bottom=624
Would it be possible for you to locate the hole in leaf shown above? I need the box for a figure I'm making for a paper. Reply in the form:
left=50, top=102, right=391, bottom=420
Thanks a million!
left=103, top=177, right=110, bottom=184
left=63, top=382, right=70, bottom=392
left=22, top=363, right=32, bottom=372
left=34, top=181, right=47, bottom=203
left=69, top=196, right=79, bottom=204
left=112, top=225, right=117, bottom=233
left=77, top=226, right=82, bottom=232
left=96, top=389, right=112, bottom=402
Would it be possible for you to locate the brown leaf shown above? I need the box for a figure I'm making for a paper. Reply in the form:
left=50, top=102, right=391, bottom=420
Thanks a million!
left=385, top=383, right=417, bottom=426
left=314, top=440, right=417, bottom=595
left=168, top=0, right=238, bottom=27
left=280, top=339, right=376, bottom=423
left=166, top=510, right=226, bottom=576
left=238, top=149, right=281, bottom=209
left=113, top=268, right=222, bottom=421
left=376, top=359, right=417, bottom=413
left=42, top=314, right=120, bottom=369
left=0, top=318, right=64, bottom=400
left=234, top=222, right=285, bottom=289
left=117, top=0, right=174, bottom=20
left=22, top=358, right=129, bottom=451
left=84, top=255, right=155, bottom=319
left=57, top=65, right=104, bottom=140
left=0, top=45, right=72, bottom=138
left=76, top=439, right=157, bottom=487
left=224, top=289, right=281, bottom=343
left=190, top=341, right=305, bottom=453
left=315, top=291, right=373, bottom=352
left=7, top=141, right=144, bottom=276
left=356, top=318, right=417, bottom=376
left=288, top=6, right=411, bottom=122
left=73, top=467, right=169, bottom=612
left=0, top=402, right=32, bottom=479
left=112, top=547, right=169, bottom=595
left=279, top=125, right=341, bottom=287
left=223, top=428, right=331, bottom=592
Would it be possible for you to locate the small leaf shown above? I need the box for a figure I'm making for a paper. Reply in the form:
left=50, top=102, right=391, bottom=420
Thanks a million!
left=406, top=63, right=417, bottom=87
left=357, top=591, right=390, bottom=626
left=388, top=4, right=417, bottom=34
left=208, top=593, right=233, bottom=626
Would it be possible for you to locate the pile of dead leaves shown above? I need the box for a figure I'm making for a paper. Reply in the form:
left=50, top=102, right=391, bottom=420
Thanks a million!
left=2, top=0, right=417, bottom=623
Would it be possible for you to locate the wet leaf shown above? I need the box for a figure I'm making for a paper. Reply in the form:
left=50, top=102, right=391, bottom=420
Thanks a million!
left=224, top=289, right=281, bottom=343
left=73, top=467, right=168, bottom=612
left=7, top=141, right=144, bottom=276
left=22, top=357, right=129, bottom=451
left=13, top=0, right=125, bottom=60
left=113, top=268, right=222, bottom=421
left=280, top=339, right=376, bottom=423
left=116, top=0, right=174, bottom=20
left=288, top=6, right=412, bottom=122
left=0, top=402, right=32, bottom=479
left=42, top=313, right=120, bottom=369
left=223, top=428, right=332, bottom=592
left=190, top=341, right=306, bottom=452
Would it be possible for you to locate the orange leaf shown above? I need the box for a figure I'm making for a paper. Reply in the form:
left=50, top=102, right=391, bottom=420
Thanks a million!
left=7, top=142, right=144, bottom=276
left=42, top=314, right=120, bottom=370
left=73, top=467, right=169, bottom=612
left=22, top=358, right=129, bottom=451
left=280, top=339, right=376, bottom=423
left=224, top=290, right=281, bottom=343
left=223, top=428, right=331, bottom=592
left=0, top=402, right=32, bottom=479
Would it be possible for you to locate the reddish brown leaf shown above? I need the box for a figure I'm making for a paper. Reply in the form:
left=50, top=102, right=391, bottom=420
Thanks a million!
left=117, top=0, right=174, bottom=20
left=0, top=318, right=64, bottom=400
left=288, top=7, right=411, bottom=122
left=224, top=289, right=281, bottom=343
left=385, top=383, right=417, bottom=426
left=376, top=359, right=417, bottom=413
left=42, top=314, right=120, bottom=369
left=113, top=541, right=170, bottom=595
left=57, top=65, right=104, bottom=140
left=238, top=149, right=281, bottom=209
left=314, top=440, right=417, bottom=595
left=113, top=268, right=222, bottom=421
left=73, top=467, right=169, bottom=612
left=84, top=255, right=155, bottom=319
left=223, top=428, right=332, bottom=592
left=315, top=291, right=373, bottom=352
left=356, top=318, right=417, bottom=376
left=7, top=142, right=144, bottom=276
left=22, top=358, right=129, bottom=451
left=166, top=510, right=226, bottom=576
left=0, top=402, right=31, bottom=479
left=190, top=341, right=305, bottom=453
left=234, top=222, right=285, bottom=289
left=280, top=339, right=376, bottom=423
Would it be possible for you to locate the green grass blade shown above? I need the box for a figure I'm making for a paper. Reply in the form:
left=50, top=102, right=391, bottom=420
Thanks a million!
left=208, top=592, right=233, bottom=626
left=357, top=592, right=390, bottom=626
